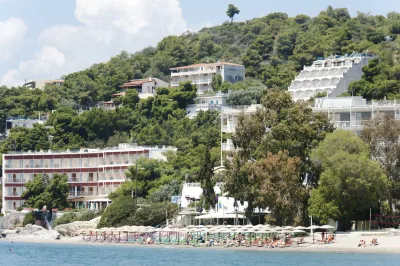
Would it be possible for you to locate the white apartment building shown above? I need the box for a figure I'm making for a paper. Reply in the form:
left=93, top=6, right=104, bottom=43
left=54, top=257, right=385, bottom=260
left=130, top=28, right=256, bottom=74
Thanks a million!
left=2, top=143, right=176, bottom=214
left=312, top=97, right=400, bottom=135
left=221, top=104, right=260, bottom=151
left=5, top=116, right=48, bottom=136
left=170, top=62, right=245, bottom=94
left=289, top=52, right=374, bottom=101
left=186, top=92, right=228, bottom=119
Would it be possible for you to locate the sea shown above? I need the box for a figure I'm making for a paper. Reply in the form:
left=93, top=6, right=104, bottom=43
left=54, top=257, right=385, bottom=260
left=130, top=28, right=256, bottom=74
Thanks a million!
left=1, top=241, right=400, bottom=266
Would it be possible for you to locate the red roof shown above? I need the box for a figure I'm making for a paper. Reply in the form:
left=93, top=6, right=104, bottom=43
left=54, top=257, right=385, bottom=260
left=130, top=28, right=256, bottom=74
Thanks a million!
left=102, top=101, right=114, bottom=105
left=170, top=62, right=243, bottom=70
left=121, top=78, right=156, bottom=87
left=112, top=92, right=126, bottom=97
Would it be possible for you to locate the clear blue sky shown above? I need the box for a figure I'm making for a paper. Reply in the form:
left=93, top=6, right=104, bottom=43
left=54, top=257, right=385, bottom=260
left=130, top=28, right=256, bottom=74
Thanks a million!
left=0, top=0, right=399, bottom=86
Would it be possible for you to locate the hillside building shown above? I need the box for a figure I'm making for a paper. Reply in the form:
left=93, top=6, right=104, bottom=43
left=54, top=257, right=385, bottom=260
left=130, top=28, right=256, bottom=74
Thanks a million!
left=23, top=79, right=64, bottom=90
left=2, top=143, right=176, bottom=214
left=289, top=53, right=374, bottom=101
left=170, top=62, right=245, bottom=95
left=5, top=116, right=48, bottom=136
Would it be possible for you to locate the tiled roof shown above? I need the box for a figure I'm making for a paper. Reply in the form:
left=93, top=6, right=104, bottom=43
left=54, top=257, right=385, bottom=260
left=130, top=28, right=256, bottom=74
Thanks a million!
left=170, top=62, right=243, bottom=70
left=112, top=92, right=126, bottom=97
left=122, top=78, right=155, bottom=87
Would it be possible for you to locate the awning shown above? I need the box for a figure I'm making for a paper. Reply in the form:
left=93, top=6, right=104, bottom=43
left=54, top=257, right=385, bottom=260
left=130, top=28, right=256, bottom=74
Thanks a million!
left=194, top=213, right=245, bottom=219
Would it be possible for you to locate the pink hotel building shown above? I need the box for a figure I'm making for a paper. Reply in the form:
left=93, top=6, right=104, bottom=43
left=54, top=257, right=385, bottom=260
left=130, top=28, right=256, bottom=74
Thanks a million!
left=1, top=144, right=174, bottom=214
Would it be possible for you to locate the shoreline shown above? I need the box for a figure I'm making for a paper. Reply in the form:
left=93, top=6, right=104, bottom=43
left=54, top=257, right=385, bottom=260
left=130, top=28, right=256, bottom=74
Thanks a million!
left=3, top=236, right=400, bottom=254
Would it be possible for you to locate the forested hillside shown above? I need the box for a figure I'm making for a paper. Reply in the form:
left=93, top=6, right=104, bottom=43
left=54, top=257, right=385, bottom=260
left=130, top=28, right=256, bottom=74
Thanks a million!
left=2, top=6, right=400, bottom=225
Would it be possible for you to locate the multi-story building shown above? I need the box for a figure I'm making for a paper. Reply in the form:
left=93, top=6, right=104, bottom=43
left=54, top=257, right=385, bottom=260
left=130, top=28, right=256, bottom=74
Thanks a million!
left=170, top=62, right=245, bottom=94
left=1, top=143, right=176, bottom=214
left=23, top=79, right=64, bottom=90
left=5, top=116, right=48, bottom=136
left=221, top=104, right=260, bottom=151
left=186, top=92, right=228, bottom=119
left=312, top=97, right=400, bottom=135
left=289, top=52, right=374, bottom=101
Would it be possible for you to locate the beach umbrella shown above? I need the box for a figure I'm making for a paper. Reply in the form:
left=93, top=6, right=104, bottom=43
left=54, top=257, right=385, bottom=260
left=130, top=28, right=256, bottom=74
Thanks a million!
left=294, top=226, right=307, bottom=230
left=320, top=225, right=335, bottom=229
left=306, top=225, right=320, bottom=230
left=293, top=229, right=306, bottom=234
left=283, top=226, right=294, bottom=230
left=254, top=224, right=264, bottom=228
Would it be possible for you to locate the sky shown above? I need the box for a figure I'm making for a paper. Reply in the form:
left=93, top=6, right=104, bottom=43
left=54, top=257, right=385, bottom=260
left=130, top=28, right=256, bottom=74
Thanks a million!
left=0, top=0, right=399, bottom=86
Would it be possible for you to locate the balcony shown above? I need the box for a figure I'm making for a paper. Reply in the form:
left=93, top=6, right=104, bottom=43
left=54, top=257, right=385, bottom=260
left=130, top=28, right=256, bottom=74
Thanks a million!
left=9, top=191, right=21, bottom=196
left=171, top=69, right=217, bottom=77
left=6, top=178, right=26, bottom=183
left=222, top=125, right=236, bottom=133
left=69, top=191, right=95, bottom=197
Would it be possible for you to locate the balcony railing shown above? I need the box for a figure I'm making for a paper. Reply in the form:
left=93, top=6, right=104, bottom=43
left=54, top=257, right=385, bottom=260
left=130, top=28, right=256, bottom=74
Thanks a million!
left=6, top=178, right=26, bottom=183
left=69, top=191, right=95, bottom=197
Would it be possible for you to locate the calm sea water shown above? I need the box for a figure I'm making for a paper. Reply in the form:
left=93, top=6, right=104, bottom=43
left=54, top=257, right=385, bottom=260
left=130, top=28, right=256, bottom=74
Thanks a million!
left=1, top=241, right=400, bottom=266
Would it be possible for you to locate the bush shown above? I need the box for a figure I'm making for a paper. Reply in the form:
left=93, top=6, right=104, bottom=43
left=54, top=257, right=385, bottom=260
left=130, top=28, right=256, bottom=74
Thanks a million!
left=98, top=196, right=137, bottom=228
left=76, top=210, right=97, bottom=221
left=98, top=196, right=136, bottom=228
left=17, top=206, right=24, bottom=211
left=98, top=196, right=179, bottom=228
left=53, top=212, right=77, bottom=227
left=23, top=212, right=42, bottom=226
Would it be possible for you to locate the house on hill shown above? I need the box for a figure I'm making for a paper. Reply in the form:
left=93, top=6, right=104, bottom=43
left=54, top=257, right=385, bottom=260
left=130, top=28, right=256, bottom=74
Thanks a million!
left=170, top=62, right=245, bottom=95
left=101, top=77, right=169, bottom=110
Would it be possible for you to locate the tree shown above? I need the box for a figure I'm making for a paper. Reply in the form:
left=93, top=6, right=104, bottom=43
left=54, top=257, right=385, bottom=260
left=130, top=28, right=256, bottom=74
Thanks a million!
left=361, top=116, right=400, bottom=212
left=21, top=174, right=70, bottom=219
left=122, top=89, right=140, bottom=108
left=248, top=151, right=307, bottom=225
left=309, top=131, right=389, bottom=230
left=211, top=74, right=223, bottom=91
left=197, top=147, right=216, bottom=210
left=309, top=151, right=388, bottom=231
left=226, top=4, right=240, bottom=22
left=98, top=196, right=137, bottom=228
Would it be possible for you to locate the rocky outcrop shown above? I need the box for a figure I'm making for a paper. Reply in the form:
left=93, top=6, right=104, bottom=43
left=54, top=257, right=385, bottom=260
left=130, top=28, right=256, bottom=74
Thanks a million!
left=55, top=217, right=99, bottom=236
left=4, top=224, right=60, bottom=240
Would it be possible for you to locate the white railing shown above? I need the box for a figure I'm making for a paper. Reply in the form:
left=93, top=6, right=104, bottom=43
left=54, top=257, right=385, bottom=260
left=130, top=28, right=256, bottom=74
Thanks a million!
left=222, top=125, right=236, bottom=133
left=171, top=69, right=217, bottom=76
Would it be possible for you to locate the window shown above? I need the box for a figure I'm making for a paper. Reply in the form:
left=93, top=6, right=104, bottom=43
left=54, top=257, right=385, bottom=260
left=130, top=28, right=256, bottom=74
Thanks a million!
left=6, top=159, right=12, bottom=168
left=79, top=159, right=82, bottom=167
left=69, top=159, right=72, bottom=167
left=50, top=159, right=54, bottom=168
left=40, top=159, right=44, bottom=168
left=30, top=160, right=34, bottom=168
left=19, top=160, right=23, bottom=168
left=89, top=173, right=94, bottom=181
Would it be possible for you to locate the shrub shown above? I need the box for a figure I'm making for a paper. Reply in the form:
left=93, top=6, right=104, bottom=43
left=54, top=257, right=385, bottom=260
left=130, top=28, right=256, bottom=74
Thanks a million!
left=76, top=210, right=98, bottom=221
left=17, top=206, right=24, bottom=211
left=98, top=196, right=136, bottom=228
left=23, top=212, right=42, bottom=226
left=53, top=212, right=77, bottom=227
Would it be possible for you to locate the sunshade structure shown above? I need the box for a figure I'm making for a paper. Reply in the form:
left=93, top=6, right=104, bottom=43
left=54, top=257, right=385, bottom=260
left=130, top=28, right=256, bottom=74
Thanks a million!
left=194, top=213, right=245, bottom=219
left=294, top=226, right=307, bottom=230
left=320, top=225, right=335, bottom=230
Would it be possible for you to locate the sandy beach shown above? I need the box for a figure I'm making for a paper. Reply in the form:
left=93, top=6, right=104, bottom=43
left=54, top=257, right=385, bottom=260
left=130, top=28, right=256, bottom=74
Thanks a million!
left=4, top=234, right=400, bottom=254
